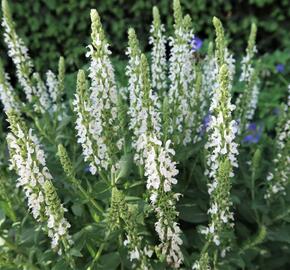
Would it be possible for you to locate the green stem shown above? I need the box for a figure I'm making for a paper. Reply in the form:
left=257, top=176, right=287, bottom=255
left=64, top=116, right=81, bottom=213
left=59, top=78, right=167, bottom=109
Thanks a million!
left=251, top=169, right=260, bottom=224
left=86, top=232, right=110, bottom=270
left=77, top=184, right=104, bottom=214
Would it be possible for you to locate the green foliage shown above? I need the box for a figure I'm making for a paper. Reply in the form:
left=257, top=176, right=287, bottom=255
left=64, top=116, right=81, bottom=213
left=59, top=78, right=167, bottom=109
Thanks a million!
left=0, top=0, right=290, bottom=269
left=2, top=0, right=290, bottom=72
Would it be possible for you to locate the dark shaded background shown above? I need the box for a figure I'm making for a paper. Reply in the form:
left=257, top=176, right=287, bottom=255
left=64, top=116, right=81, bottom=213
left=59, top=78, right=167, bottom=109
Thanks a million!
left=1, top=0, right=290, bottom=72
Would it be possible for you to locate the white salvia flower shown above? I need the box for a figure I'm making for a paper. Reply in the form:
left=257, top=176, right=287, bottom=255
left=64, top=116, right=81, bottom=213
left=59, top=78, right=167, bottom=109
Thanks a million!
left=0, top=65, right=20, bottom=112
left=2, top=0, right=55, bottom=114
left=1, top=2, right=35, bottom=102
left=7, top=113, right=72, bottom=254
left=265, top=93, right=290, bottom=200
left=144, top=135, right=183, bottom=268
left=126, top=29, right=161, bottom=165
left=245, top=80, right=260, bottom=121
left=73, top=71, right=98, bottom=175
left=235, top=23, right=259, bottom=133
left=240, top=50, right=255, bottom=82
left=192, top=251, right=211, bottom=269
left=149, top=7, right=167, bottom=94
left=239, top=23, right=257, bottom=83
left=168, top=14, right=195, bottom=145
left=127, top=28, right=183, bottom=265
left=46, top=70, right=59, bottom=112
left=74, top=10, right=122, bottom=175
left=224, top=48, right=235, bottom=87
left=110, top=187, right=153, bottom=269
left=202, top=17, right=239, bottom=257
left=201, top=44, right=218, bottom=116
left=33, top=72, right=52, bottom=113
left=190, top=69, right=206, bottom=143
left=46, top=56, right=66, bottom=115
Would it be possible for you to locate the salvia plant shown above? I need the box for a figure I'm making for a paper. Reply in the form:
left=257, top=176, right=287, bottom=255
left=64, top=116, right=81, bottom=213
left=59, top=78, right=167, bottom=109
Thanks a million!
left=0, top=0, right=289, bottom=269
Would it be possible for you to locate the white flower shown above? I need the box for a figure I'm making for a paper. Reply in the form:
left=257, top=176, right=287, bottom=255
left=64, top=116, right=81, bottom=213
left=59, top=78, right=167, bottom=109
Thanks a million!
left=149, top=8, right=167, bottom=93
left=265, top=105, right=290, bottom=200
left=74, top=12, right=122, bottom=175
left=7, top=117, right=72, bottom=254
left=126, top=33, right=161, bottom=165
left=168, top=25, right=195, bottom=145
left=46, top=69, right=61, bottom=112
left=144, top=135, right=183, bottom=268
left=0, top=71, right=20, bottom=112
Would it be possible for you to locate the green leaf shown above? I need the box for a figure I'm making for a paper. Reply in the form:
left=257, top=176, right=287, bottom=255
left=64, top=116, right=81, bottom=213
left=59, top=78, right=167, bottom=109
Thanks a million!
left=71, top=203, right=84, bottom=217
left=98, top=252, right=121, bottom=270
left=178, top=200, right=207, bottom=223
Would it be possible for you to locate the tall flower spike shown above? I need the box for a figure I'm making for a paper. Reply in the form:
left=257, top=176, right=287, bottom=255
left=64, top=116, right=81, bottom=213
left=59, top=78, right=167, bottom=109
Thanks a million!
left=126, top=31, right=183, bottom=267
left=126, top=29, right=161, bottom=165
left=190, top=67, right=204, bottom=143
left=213, top=17, right=235, bottom=87
left=58, top=56, right=65, bottom=100
left=46, top=57, right=65, bottom=114
left=2, top=0, right=34, bottom=101
left=33, top=72, right=52, bottom=113
left=73, top=69, right=99, bottom=175
left=149, top=6, right=167, bottom=94
left=235, top=23, right=260, bottom=133
left=265, top=91, right=290, bottom=200
left=1, top=0, right=51, bottom=113
left=74, top=10, right=123, bottom=176
left=144, top=135, right=183, bottom=268
left=168, top=0, right=195, bottom=145
left=192, top=252, right=210, bottom=270
left=0, top=60, right=21, bottom=112
left=201, top=42, right=218, bottom=116
left=201, top=17, right=239, bottom=262
left=109, top=188, right=153, bottom=269
left=6, top=111, right=72, bottom=254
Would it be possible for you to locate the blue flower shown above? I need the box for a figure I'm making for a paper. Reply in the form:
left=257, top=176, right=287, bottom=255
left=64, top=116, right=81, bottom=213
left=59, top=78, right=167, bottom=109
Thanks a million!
left=275, top=64, right=285, bottom=73
left=247, top=122, right=257, bottom=131
left=190, top=36, right=203, bottom=52
left=200, top=114, right=211, bottom=136
left=273, top=107, right=280, bottom=116
left=242, top=123, right=263, bottom=144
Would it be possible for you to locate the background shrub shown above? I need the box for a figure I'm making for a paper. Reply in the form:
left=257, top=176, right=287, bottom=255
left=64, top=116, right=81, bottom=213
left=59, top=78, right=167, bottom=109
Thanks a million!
left=1, top=0, right=290, bottom=72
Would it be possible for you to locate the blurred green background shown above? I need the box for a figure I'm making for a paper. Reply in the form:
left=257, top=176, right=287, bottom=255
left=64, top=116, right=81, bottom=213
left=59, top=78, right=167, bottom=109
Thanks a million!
left=1, top=0, right=289, bottom=132
left=1, top=0, right=290, bottom=72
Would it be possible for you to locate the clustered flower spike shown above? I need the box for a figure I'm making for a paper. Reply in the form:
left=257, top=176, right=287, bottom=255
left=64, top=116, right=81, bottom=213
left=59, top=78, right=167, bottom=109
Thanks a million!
left=149, top=6, right=167, bottom=94
left=109, top=187, right=153, bottom=270
left=198, top=17, right=239, bottom=264
left=126, top=29, right=161, bottom=165
left=201, top=42, right=218, bottom=116
left=74, top=9, right=122, bottom=175
left=1, top=0, right=66, bottom=115
left=235, top=23, right=260, bottom=134
left=224, top=48, right=236, bottom=86
left=0, top=60, right=21, bottom=112
left=1, top=0, right=35, bottom=102
left=190, top=67, right=204, bottom=143
left=144, top=136, right=183, bottom=268
left=46, top=56, right=66, bottom=115
left=126, top=28, right=183, bottom=268
left=265, top=89, right=290, bottom=200
left=167, top=0, right=196, bottom=145
left=6, top=112, right=72, bottom=254
left=32, top=72, right=52, bottom=113
left=73, top=69, right=100, bottom=175
left=192, top=252, right=210, bottom=270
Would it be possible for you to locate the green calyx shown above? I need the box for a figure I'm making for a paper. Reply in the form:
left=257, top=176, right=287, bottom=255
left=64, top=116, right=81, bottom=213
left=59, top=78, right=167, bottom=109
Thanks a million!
left=213, top=16, right=225, bottom=66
